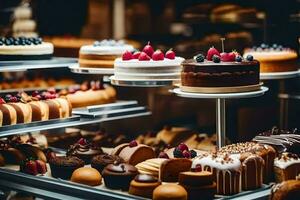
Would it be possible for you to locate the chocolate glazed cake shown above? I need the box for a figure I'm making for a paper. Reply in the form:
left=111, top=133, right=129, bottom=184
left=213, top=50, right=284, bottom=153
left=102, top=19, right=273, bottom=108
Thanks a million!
left=181, top=59, right=260, bottom=87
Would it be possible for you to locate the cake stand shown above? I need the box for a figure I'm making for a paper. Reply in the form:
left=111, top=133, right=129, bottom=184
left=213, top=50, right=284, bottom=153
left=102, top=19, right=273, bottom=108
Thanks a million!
left=69, top=64, right=114, bottom=75
left=260, top=70, right=300, bottom=80
left=171, top=86, right=269, bottom=148
left=110, top=75, right=178, bottom=87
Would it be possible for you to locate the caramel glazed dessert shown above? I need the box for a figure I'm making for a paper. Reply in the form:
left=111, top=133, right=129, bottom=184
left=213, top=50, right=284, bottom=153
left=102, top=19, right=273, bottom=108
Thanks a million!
left=181, top=46, right=259, bottom=89
left=79, top=39, right=134, bottom=68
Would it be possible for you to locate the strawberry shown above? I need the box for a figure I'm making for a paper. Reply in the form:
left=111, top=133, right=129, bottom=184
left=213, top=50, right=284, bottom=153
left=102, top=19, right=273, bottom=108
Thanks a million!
left=206, top=47, right=220, bottom=61
left=129, top=140, right=138, bottom=147
left=152, top=50, right=164, bottom=61
left=24, top=160, right=38, bottom=175
left=35, top=160, right=47, bottom=174
left=165, top=49, right=175, bottom=59
left=142, top=41, right=154, bottom=57
left=138, top=52, right=151, bottom=61
left=0, top=98, right=5, bottom=104
left=132, top=51, right=141, bottom=59
left=77, top=138, right=87, bottom=145
left=177, top=143, right=189, bottom=152
left=182, top=150, right=191, bottom=158
left=122, top=50, right=133, bottom=60
left=220, top=52, right=236, bottom=62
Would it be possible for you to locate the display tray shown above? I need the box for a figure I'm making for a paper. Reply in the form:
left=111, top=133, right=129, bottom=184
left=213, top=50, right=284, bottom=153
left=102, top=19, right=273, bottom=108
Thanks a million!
left=0, top=57, right=78, bottom=72
left=69, top=64, right=114, bottom=75
left=0, top=166, right=272, bottom=200
left=179, top=83, right=263, bottom=94
left=260, top=70, right=300, bottom=80
left=0, top=86, right=67, bottom=94
left=110, top=76, right=179, bottom=87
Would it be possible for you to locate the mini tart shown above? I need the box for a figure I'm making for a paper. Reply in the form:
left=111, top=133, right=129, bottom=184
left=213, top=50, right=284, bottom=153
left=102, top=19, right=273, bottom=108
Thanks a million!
left=28, top=101, right=49, bottom=121
left=8, top=102, right=32, bottom=124
left=102, top=162, right=138, bottom=190
left=129, top=174, right=161, bottom=198
left=0, top=104, right=17, bottom=125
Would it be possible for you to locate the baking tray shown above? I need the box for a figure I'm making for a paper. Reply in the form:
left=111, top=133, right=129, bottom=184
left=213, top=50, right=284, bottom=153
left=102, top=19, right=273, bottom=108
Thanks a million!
left=0, top=57, right=78, bottom=72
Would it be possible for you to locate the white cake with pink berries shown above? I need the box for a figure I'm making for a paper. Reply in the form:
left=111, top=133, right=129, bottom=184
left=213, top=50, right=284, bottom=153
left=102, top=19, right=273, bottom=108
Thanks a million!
left=114, top=42, right=184, bottom=80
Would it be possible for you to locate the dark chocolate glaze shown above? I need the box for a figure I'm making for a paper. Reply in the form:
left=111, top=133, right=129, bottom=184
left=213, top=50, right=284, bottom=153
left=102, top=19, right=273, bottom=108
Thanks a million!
left=0, top=54, right=52, bottom=61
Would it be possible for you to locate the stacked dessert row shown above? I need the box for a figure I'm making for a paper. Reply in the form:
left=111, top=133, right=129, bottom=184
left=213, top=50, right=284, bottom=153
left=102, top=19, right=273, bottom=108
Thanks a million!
left=0, top=91, right=71, bottom=127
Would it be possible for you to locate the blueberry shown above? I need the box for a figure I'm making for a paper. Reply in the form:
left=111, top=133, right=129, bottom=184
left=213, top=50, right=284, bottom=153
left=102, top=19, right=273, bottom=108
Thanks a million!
left=4, top=94, right=12, bottom=102
left=33, top=40, right=40, bottom=45
left=272, top=44, right=278, bottom=49
left=235, top=55, right=243, bottom=62
left=260, top=43, right=267, bottom=49
left=212, top=55, right=221, bottom=63
left=0, top=37, right=4, bottom=42
left=194, top=54, right=205, bottom=62
left=25, top=40, right=32, bottom=45
left=5, top=39, right=12, bottom=45
left=173, top=147, right=183, bottom=158
left=246, top=54, right=254, bottom=61
left=14, top=40, right=19, bottom=45
left=190, top=150, right=197, bottom=158
left=252, top=46, right=257, bottom=50
left=277, top=45, right=283, bottom=51
left=0, top=41, right=3, bottom=46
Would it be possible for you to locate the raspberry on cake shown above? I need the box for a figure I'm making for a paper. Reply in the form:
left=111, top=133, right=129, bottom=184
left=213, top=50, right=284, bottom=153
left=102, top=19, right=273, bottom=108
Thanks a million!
left=79, top=39, right=134, bottom=68
left=114, top=42, right=184, bottom=80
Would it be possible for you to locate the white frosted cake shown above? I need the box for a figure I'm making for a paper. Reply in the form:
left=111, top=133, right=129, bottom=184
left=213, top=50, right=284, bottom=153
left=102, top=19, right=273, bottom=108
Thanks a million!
left=113, top=42, right=184, bottom=80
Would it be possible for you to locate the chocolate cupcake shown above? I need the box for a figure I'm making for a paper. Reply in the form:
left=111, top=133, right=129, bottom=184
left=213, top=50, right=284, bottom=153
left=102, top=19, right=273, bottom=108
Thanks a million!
left=102, top=162, right=138, bottom=190
left=91, top=154, right=123, bottom=173
left=49, top=156, right=84, bottom=180
left=67, top=138, right=103, bottom=164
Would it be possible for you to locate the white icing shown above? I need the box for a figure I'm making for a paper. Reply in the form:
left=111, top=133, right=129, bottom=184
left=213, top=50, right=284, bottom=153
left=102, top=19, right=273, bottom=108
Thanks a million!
left=0, top=42, right=53, bottom=55
left=80, top=44, right=134, bottom=55
left=14, top=6, right=32, bottom=19
left=243, top=50, right=297, bottom=61
left=13, top=20, right=36, bottom=32
left=274, top=156, right=300, bottom=169
left=114, top=57, right=184, bottom=68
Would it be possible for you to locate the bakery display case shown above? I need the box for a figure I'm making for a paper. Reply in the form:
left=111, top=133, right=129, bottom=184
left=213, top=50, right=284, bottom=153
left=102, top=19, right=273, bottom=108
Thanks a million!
left=0, top=0, right=300, bottom=200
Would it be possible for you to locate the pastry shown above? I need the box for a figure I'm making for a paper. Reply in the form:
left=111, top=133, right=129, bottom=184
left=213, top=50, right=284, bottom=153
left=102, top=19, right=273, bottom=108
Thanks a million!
left=165, top=143, right=199, bottom=159
left=6, top=95, right=32, bottom=124
left=0, top=153, right=5, bottom=166
left=244, top=44, right=298, bottom=72
left=0, top=98, right=17, bottom=126
left=16, top=144, right=47, bottom=162
left=181, top=47, right=260, bottom=90
left=28, top=100, right=49, bottom=121
left=153, top=184, right=188, bottom=200
left=0, top=141, right=26, bottom=164
left=20, top=159, right=47, bottom=175
left=102, top=162, right=138, bottom=190
left=91, top=154, right=124, bottom=173
left=160, top=158, right=192, bottom=182
left=79, top=39, right=134, bottom=68
left=179, top=171, right=216, bottom=200
left=71, top=167, right=102, bottom=186
left=114, top=42, right=184, bottom=80
left=135, top=158, right=167, bottom=178
left=111, top=140, right=155, bottom=166
left=49, top=156, right=84, bottom=180
left=270, top=179, right=300, bottom=200
left=156, top=126, right=194, bottom=147
left=192, top=152, right=241, bottom=195
left=274, top=153, right=300, bottom=183
left=54, top=97, right=72, bottom=118
left=67, top=138, right=103, bottom=164
left=0, top=37, right=53, bottom=61
left=129, top=174, right=161, bottom=198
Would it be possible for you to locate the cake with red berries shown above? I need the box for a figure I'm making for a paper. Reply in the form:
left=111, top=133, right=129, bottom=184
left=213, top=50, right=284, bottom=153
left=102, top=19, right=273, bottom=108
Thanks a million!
left=79, top=39, right=134, bottom=68
left=0, top=37, right=53, bottom=61
left=114, top=42, right=184, bottom=80
left=181, top=47, right=260, bottom=93
left=243, top=44, right=298, bottom=73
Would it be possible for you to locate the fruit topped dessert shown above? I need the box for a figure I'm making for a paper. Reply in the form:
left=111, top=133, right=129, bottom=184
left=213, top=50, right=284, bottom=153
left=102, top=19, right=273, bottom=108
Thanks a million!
left=0, top=37, right=53, bottom=61
left=114, top=42, right=184, bottom=80
left=243, top=44, right=298, bottom=73
left=181, top=41, right=259, bottom=92
left=79, top=39, right=134, bottom=68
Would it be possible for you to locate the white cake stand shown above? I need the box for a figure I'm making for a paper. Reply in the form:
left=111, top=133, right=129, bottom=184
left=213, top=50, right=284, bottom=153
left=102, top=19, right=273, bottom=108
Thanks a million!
left=260, top=70, right=300, bottom=80
left=69, top=64, right=114, bottom=75
left=110, top=75, right=179, bottom=87
left=171, top=86, right=269, bottom=148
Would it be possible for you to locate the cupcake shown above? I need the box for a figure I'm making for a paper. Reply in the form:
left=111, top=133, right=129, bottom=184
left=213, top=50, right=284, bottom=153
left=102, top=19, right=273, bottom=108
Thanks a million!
left=91, top=154, right=123, bottom=173
left=49, top=156, right=84, bottom=180
left=129, top=174, right=161, bottom=198
left=67, top=138, right=103, bottom=164
left=102, top=162, right=138, bottom=190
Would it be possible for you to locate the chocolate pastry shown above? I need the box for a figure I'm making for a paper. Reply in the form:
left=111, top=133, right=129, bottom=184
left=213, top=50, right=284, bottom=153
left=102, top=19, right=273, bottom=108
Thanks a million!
left=0, top=140, right=25, bottom=164
left=49, top=156, right=84, bottom=180
left=129, top=174, right=161, bottom=198
left=67, top=138, right=103, bottom=164
left=270, top=179, right=300, bottom=200
left=91, top=154, right=124, bottom=173
left=102, top=162, right=138, bottom=190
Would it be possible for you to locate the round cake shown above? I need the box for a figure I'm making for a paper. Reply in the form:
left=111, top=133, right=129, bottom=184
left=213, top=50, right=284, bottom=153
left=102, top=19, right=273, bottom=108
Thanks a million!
left=0, top=37, right=53, bottom=61
left=181, top=47, right=259, bottom=92
left=243, top=44, right=298, bottom=73
left=79, top=39, right=134, bottom=68
left=114, top=42, right=184, bottom=80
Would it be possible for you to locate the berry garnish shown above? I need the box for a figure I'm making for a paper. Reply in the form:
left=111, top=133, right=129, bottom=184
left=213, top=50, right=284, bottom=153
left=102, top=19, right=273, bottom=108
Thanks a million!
left=9, top=96, right=18, bottom=103
left=0, top=98, right=5, bottom=104
left=122, top=50, right=133, bottom=61
left=32, top=91, right=39, bottom=97
left=177, top=143, right=189, bottom=152
left=142, top=41, right=154, bottom=57
left=246, top=55, right=254, bottom=61
left=220, top=52, right=236, bottom=62
left=182, top=150, right=191, bottom=158
left=235, top=55, right=243, bottom=62
left=212, top=55, right=221, bottom=63
left=152, top=50, right=164, bottom=61
left=46, top=151, right=56, bottom=161
left=173, top=147, right=183, bottom=158
left=194, top=54, right=205, bottom=62
left=35, top=160, right=47, bottom=174
left=129, top=140, right=138, bottom=147
left=47, top=88, right=56, bottom=94
left=193, top=164, right=202, bottom=172
left=133, top=51, right=141, bottom=59
left=23, top=160, right=38, bottom=175
left=165, top=49, right=175, bottom=60
left=138, top=52, right=151, bottom=61
left=260, top=43, right=267, bottom=49
left=158, top=152, right=169, bottom=159
left=190, top=150, right=197, bottom=158
left=206, top=47, right=220, bottom=61
left=4, top=94, right=12, bottom=102
left=77, top=138, right=87, bottom=145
